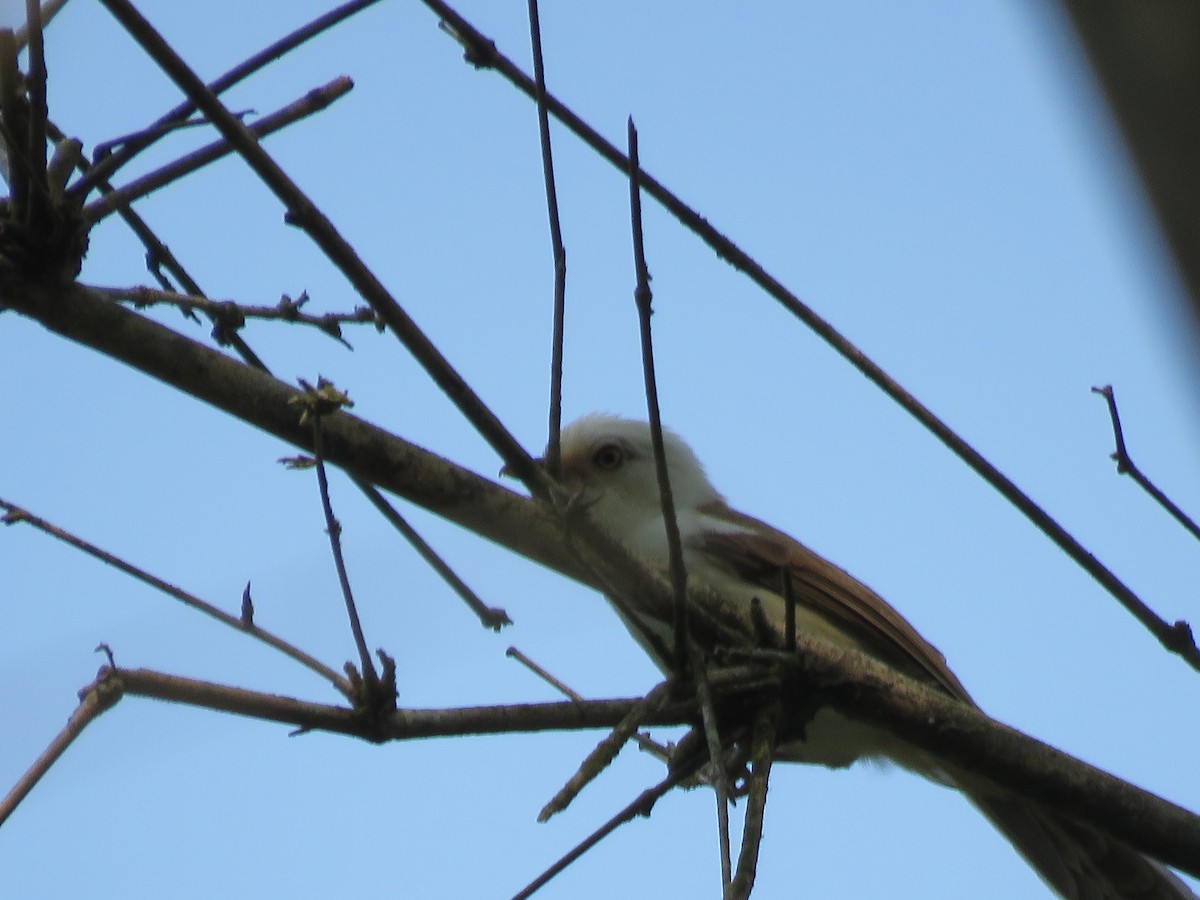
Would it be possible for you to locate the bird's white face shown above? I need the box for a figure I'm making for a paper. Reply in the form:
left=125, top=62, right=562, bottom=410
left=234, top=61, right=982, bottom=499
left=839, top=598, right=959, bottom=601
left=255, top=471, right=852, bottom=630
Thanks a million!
left=557, top=414, right=724, bottom=562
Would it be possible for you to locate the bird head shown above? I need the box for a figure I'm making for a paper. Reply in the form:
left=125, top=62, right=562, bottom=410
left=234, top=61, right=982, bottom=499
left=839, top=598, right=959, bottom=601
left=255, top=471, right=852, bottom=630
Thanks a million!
left=555, top=414, right=724, bottom=545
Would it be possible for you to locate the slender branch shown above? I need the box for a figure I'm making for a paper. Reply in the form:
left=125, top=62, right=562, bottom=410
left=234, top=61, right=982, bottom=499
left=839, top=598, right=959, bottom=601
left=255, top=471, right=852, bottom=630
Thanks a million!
left=1093, top=385, right=1200, bottom=542
left=301, top=384, right=377, bottom=686
left=419, top=0, right=1200, bottom=672
left=68, top=0, right=382, bottom=199
left=507, top=646, right=585, bottom=700
left=513, top=769, right=691, bottom=900
left=83, top=77, right=355, bottom=223
left=727, top=702, right=778, bottom=900
left=538, top=680, right=675, bottom=822
left=22, top=0, right=48, bottom=240
left=507, top=646, right=674, bottom=759
left=628, top=117, right=732, bottom=887
left=360, top=485, right=511, bottom=630
left=0, top=497, right=352, bottom=695
left=97, top=0, right=552, bottom=501
left=526, top=0, right=567, bottom=478
left=0, top=666, right=123, bottom=828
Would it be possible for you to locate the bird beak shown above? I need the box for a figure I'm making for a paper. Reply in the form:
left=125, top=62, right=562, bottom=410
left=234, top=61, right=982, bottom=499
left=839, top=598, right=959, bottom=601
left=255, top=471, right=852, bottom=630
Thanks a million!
left=499, top=457, right=543, bottom=479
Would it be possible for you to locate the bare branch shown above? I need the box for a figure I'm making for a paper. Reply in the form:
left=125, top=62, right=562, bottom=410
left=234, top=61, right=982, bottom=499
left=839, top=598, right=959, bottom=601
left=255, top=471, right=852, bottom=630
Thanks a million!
left=68, top=0, right=382, bottom=199
left=361, top=486, right=511, bottom=630
left=295, top=379, right=378, bottom=688
left=538, top=679, right=674, bottom=822
left=513, top=768, right=692, bottom=900
left=0, top=664, right=123, bottom=828
left=89, top=284, right=379, bottom=348
left=628, top=117, right=732, bottom=887
left=0, top=497, right=352, bottom=695
left=727, top=702, right=778, bottom=900
left=83, top=77, right=355, bottom=223
left=1093, top=384, right=1200, bottom=543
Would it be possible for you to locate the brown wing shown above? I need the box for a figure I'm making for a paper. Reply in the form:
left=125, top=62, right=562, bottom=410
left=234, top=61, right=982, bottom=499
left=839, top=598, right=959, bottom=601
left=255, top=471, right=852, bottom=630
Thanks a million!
left=698, top=502, right=972, bottom=702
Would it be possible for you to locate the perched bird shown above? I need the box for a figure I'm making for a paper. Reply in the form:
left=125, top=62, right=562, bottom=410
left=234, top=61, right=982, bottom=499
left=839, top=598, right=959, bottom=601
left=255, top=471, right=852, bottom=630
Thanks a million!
left=553, top=412, right=1194, bottom=900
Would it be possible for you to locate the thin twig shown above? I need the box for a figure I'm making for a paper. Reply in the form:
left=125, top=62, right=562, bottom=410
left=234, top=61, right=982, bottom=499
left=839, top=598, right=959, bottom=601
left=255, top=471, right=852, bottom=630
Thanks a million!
left=538, top=680, right=675, bottom=822
left=526, top=0, right=567, bottom=478
left=512, top=770, right=691, bottom=900
left=0, top=497, right=352, bottom=695
left=97, top=0, right=552, bottom=501
left=302, top=385, right=377, bottom=687
left=361, top=485, right=511, bottom=630
left=0, top=668, right=123, bottom=828
left=83, top=77, right=355, bottom=223
left=89, top=284, right=378, bottom=348
left=727, top=701, right=779, bottom=900
left=1093, top=385, right=1200, bottom=542
left=420, top=0, right=1200, bottom=672
left=507, top=647, right=675, bottom=760
left=22, top=0, right=48, bottom=238
left=507, top=646, right=585, bottom=700
left=69, top=0, right=382, bottom=200
left=13, top=0, right=70, bottom=50
left=627, top=117, right=732, bottom=889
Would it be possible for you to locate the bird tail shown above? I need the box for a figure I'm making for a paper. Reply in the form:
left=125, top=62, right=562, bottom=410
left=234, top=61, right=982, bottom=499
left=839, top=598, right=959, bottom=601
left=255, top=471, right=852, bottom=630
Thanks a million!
left=967, top=791, right=1195, bottom=900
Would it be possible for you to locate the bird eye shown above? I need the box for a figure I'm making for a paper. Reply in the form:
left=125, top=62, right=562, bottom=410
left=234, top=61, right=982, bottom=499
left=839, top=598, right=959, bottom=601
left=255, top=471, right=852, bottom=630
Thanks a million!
left=592, top=443, right=625, bottom=471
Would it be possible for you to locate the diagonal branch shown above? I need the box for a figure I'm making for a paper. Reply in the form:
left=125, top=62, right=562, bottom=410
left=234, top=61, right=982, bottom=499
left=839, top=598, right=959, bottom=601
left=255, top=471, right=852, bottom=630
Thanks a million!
left=82, top=76, right=355, bottom=223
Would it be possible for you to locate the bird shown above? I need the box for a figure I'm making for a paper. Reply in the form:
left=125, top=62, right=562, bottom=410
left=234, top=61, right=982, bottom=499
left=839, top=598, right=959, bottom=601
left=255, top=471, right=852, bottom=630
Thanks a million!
left=550, top=412, right=1194, bottom=900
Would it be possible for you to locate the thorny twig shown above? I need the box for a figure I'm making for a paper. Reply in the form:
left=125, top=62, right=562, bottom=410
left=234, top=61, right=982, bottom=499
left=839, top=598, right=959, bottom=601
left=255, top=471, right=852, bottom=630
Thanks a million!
left=91, top=284, right=380, bottom=349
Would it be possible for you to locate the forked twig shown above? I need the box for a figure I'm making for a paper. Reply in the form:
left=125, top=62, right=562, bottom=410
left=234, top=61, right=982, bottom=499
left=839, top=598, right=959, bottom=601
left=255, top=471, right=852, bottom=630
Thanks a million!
left=0, top=498, right=351, bottom=694
left=83, top=77, right=355, bottom=223
left=1093, top=385, right=1200, bottom=542
left=69, top=0, right=382, bottom=199
left=421, top=0, right=1200, bottom=672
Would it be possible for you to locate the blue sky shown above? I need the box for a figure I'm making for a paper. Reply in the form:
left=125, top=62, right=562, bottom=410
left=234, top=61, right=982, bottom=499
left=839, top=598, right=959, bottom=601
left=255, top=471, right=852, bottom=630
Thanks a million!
left=2, top=2, right=1198, bottom=897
